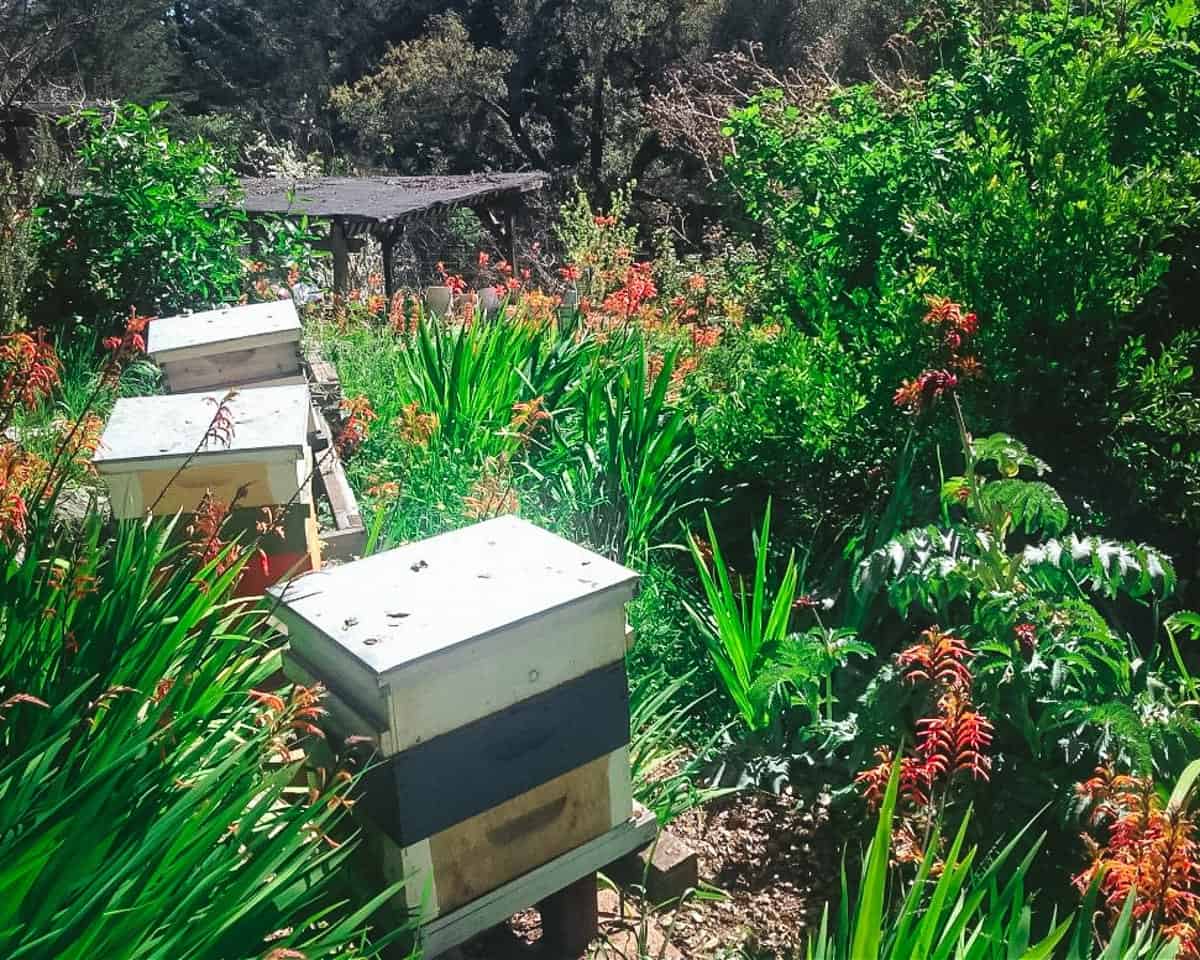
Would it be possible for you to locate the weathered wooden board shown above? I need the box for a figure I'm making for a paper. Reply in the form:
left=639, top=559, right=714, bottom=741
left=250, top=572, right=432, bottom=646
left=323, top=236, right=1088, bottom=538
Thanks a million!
left=160, top=345, right=303, bottom=394
left=425, top=748, right=629, bottom=914
left=309, top=404, right=365, bottom=559
left=374, top=748, right=632, bottom=921
left=416, top=804, right=656, bottom=959
left=148, top=300, right=301, bottom=363
left=358, top=661, right=629, bottom=846
left=102, top=453, right=311, bottom=518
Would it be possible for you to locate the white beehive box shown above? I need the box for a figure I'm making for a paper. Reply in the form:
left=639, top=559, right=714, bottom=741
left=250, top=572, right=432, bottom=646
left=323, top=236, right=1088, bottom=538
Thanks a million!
left=147, top=300, right=304, bottom=393
left=93, top=383, right=313, bottom=520
left=270, top=515, right=640, bottom=918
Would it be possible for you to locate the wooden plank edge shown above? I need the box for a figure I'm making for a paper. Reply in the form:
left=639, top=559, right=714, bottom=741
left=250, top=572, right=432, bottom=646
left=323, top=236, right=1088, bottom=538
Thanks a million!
left=93, top=444, right=307, bottom=472
left=150, top=329, right=301, bottom=364
left=163, top=370, right=306, bottom=395
left=320, top=452, right=362, bottom=531
left=308, top=402, right=366, bottom=557
left=418, top=805, right=657, bottom=959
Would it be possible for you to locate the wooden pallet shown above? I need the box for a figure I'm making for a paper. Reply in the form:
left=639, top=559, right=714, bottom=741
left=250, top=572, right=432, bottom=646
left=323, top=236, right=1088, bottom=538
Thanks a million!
left=419, top=804, right=658, bottom=959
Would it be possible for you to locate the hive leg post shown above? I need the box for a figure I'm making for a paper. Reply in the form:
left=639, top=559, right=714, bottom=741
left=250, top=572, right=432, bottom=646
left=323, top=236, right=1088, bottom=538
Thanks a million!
left=539, top=872, right=598, bottom=957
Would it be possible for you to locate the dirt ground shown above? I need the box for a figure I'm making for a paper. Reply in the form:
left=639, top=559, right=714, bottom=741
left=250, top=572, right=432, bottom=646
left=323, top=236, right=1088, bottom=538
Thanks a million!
left=457, top=787, right=842, bottom=960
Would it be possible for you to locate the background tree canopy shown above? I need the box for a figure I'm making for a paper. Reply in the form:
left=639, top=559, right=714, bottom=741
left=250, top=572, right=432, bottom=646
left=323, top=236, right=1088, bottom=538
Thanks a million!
left=2, top=0, right=910, bottom=234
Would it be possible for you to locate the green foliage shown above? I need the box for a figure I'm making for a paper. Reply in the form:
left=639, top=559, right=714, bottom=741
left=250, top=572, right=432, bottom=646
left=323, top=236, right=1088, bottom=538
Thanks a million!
left=0, top=506, right=410, bottom=959
left=408, top=312, right=596, bottom=458
left=329, top=13, right=516, bottom=172
left=970, top=434, right=1051, bottom=479
left=683, top=322, right=877, bottom=529
left=32, top=102, right=252, bottom=329
left=0, top=125, right=62, bottom=334
left=685, top=504, right=871, bottom=742
left=540, top=344, right=701, bottom=562
left=856, top=432, right=1199, bottom=836
left=685, top=504, right=798, bottom=735
left=806, top=762, right=1178, bottom=960
left=1110, top=330, right=1200, bottom=530
left=628, top=668, right=729, bottom=825
left=554, top=182, right=642, bottom=299
left=723, top=0, right=1200, bottom=554
left=320, top=306, right=702, bottom=564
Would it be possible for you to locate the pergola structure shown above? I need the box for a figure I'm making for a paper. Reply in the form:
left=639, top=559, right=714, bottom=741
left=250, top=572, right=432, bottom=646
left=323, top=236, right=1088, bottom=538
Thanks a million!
left=239, top=172, right=548, bottom=298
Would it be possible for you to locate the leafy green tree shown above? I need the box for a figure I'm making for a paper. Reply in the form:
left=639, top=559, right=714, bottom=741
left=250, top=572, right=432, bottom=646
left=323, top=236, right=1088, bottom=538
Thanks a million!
left=31, top=101, right=249, bottom=329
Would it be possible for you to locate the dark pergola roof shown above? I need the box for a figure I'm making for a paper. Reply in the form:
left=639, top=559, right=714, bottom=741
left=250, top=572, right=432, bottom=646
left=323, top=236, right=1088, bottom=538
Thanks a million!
left=239, top=172, right=548, bottom=232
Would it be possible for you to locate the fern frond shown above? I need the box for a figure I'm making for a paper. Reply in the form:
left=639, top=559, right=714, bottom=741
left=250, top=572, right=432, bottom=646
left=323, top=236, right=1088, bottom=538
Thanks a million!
left=1023, top=535, right=1176, bottom=598
left=980, top=479, right=1069, bottom=536
left=972, top=433, right=1051, bottom=477
left=1045, top=699, right=1155, bottom=773
left=855, top=525, right=976, bottom=614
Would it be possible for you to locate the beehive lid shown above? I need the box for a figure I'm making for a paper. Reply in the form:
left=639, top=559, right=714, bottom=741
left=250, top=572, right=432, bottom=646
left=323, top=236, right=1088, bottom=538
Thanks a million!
left=147, top=300, right=301, bottom=363
left=93, top=383, right=311, bottom=473
left=269, top=516, right=639, bottom=680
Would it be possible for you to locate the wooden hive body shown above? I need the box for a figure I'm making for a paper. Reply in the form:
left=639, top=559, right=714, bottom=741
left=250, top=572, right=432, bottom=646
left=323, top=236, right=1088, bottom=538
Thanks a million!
left=93, top=384, right=318, bottom=590
left=147, top=300, right=304, bottom=393
left=270, top=515, right=640, bottom=918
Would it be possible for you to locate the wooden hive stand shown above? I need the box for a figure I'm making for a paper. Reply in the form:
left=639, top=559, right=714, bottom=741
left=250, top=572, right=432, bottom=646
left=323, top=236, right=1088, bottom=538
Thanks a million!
left=91, top=383, right=320, bottom=593
left=269, top=516, right=653, bottom=956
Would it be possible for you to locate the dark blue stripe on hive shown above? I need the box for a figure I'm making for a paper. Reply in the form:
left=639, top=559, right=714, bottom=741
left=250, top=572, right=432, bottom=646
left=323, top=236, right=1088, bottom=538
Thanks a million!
left=361, top=660, right=629, bottom=846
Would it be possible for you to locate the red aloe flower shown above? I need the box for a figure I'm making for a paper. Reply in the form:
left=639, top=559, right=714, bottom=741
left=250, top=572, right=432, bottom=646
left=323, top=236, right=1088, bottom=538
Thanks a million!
left=336, top=395, right=378, bottom=457
left=897, top=627, right=973, bottom=689
left=1014, top=622, right=1037, bottom=657
left=0, top=327, right=61, bottom=413
left=1074, top=769, right=1200, bottom=956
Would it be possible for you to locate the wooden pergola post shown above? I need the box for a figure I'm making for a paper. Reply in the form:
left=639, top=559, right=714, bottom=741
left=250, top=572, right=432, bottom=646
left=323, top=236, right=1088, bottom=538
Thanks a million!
left=471, top=195, right=522, bottom=273
left=329, top=217, right=350, bottom=295
left=380, top=224, right=402, bottom=303
left=504, top=197, right=519, bottom=272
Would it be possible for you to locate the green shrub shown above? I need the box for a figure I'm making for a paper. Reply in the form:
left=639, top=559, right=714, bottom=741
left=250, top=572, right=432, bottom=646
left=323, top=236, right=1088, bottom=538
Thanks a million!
left=1109, top=329, right=1200, bottom=532
left=30, top=102, right=317, bottom=333
left=723, top=0, right=1200, bottom=560
left=681, top=320, right=891, bottom=566
left=32, top=102, right=249, bottom=328
left=687, top=322, right=870, bottom=475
